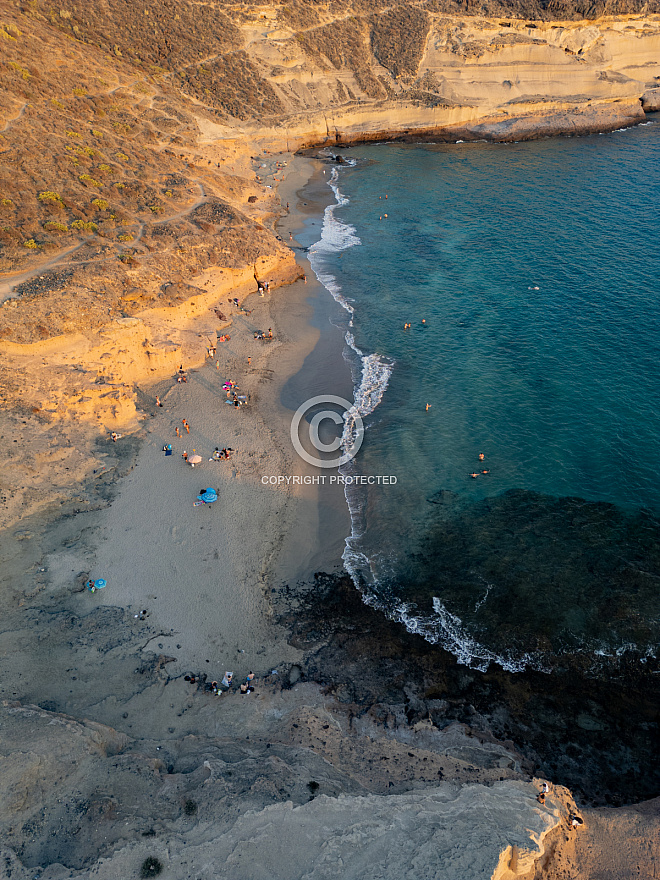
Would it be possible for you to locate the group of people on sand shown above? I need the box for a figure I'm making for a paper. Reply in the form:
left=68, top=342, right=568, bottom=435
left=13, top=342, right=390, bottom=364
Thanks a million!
left=216, top=671, right=256, bottom=695
left=211, top=447, right=233, bottom=461
left=224, top=378, right=246, bottom=405
left=469, top=452, right=490, bottom=479
left=254, top=328, right=273, bottom=341
left=185, top=671, right=256, bottom=696
left=180, top=445, right=235, bottom=465
left=173, top=415, right=236, bottom=463
left=228, top=389, right=247, bottom=407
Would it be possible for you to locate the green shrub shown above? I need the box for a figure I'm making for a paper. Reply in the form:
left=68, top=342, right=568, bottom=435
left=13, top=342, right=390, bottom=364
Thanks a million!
left=79, top=174, right=101, bottom=187
left=140, top=857, right=163, bottom=878
left=92, top=198, right=109, bottom=210
left=38, top=191, right=64, bottom=205
left=44, top=221, right=68, bottom=232
left=8, top=61, right=29, bottom=79
left=71, top=219, right=98, bottom=232
left=23, top=238, right=39, bottom=248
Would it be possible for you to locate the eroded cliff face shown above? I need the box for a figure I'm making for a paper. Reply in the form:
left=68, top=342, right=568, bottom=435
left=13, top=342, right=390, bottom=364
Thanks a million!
left=245, top=13, right=660, bottom=146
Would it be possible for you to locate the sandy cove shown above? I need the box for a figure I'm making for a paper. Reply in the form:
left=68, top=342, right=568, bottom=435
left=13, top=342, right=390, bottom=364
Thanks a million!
left=0, top=151, right=577, bottom=880
left=1, top=158, right=659, bottom=879
left=0, top=3, right=659, bottom=873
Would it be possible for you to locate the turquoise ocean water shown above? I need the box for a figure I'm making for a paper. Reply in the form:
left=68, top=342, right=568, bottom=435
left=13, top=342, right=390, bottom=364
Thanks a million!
left=308, top=122, right=660, bottom=672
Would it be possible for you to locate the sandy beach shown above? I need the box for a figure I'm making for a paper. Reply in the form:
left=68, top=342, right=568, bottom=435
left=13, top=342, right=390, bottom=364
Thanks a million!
left=25, top=156, right=353, bottom=681
left=86, top=159, right=352, bottom=676
left=3, top=151, right=359, bottom=686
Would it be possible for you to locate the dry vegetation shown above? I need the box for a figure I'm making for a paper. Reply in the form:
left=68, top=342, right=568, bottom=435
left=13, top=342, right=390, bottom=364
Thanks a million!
left=370, top=7, right=431, bottom=79
left=180, top=52, right=284, bottom=119
left=22, top=0, right=240, bottom=70
left=297, top=18, right=385, bottom=98
left=0, top=3, right=293, bottom=343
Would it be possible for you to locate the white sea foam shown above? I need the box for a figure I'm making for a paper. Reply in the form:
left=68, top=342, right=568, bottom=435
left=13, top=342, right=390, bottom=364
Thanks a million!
left=308, top=165, right=393, bottom=466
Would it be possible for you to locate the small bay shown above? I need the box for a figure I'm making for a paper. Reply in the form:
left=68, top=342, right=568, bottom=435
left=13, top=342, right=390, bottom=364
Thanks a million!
left=310, top=122, right=660, bottom=671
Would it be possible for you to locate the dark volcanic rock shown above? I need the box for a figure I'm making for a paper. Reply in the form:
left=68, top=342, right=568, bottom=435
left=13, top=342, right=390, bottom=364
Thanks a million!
left=285, top=572, right=660, bottom=807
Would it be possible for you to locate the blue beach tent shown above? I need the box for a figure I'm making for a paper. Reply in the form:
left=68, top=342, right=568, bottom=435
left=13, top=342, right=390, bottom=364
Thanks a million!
left=197, top=488, right=218, bottom=504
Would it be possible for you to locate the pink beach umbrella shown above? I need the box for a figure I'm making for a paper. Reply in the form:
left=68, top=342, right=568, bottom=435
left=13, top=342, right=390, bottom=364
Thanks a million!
left=188, top=454, right=202, bottom=467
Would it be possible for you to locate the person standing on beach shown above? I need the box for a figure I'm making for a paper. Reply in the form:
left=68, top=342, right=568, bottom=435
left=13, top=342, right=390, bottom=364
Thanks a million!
left=182, top=419, right=190, bottom=434
left=247, top=356, right=251, bottom=366
left=175, top=426, right=180, bottom=438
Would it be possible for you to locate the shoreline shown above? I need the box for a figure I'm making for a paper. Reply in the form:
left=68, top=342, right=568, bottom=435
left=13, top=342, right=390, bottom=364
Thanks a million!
left=1, top=147, right=659, bottom=880
left=263, top=159, right=354, bottom=587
